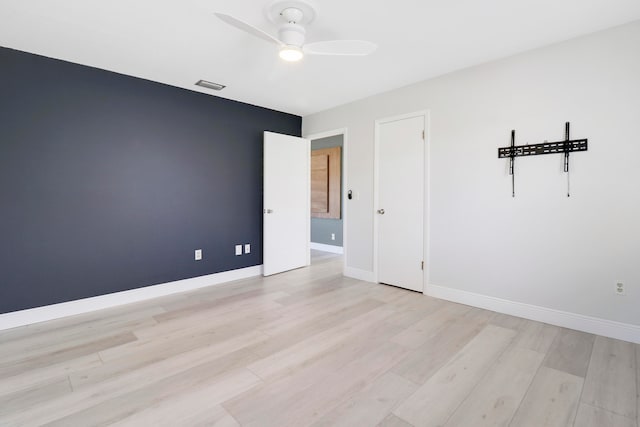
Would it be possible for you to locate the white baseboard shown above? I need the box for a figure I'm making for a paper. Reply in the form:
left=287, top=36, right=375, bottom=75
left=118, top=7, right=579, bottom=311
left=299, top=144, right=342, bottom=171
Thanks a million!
left=344, top=266, right=376, bottom=283
left=310, top=242, right=344, bottom=254
left=0, top=265, right=263, bottom=332
left=426, top=284, right=640, bottom=344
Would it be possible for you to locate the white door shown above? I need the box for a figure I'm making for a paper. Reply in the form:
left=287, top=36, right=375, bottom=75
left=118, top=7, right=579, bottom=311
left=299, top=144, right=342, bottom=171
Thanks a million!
left=376, top=114, right=425, bottom=291
left=263, top=131, right=310, bottom=276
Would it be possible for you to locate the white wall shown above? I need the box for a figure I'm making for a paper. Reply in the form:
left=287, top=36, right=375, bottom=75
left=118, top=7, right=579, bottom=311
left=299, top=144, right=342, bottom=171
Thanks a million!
left=302, top=21, right=640, bottom=327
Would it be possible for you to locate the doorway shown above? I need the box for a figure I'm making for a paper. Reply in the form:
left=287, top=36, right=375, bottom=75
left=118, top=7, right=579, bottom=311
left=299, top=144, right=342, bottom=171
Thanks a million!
left=305, top=129, right=347, bottom=267
left=374, top=112, right=427, bottom=292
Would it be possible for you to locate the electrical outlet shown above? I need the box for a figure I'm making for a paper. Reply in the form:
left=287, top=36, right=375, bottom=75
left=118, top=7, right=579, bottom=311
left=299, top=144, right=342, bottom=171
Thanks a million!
left=244, top=244, right=251, bottom=254
left=615, top=282, right=625, bottom=296
left=194, top=249, right=202, bottom=261
left=235, top=245, right=242, bottom=256
left=331, top=233, right=335, bottom=241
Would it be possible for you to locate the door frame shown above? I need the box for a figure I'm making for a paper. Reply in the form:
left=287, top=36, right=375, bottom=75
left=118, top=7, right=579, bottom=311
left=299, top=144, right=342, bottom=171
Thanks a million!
left=373, top=111, right=430, bottom=292
left=303, top=127, right=348, bottom=271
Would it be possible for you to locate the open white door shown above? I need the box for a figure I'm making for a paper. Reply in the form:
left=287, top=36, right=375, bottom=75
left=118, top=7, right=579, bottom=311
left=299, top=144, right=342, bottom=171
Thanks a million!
left=263, top=131, right=310, bottom=276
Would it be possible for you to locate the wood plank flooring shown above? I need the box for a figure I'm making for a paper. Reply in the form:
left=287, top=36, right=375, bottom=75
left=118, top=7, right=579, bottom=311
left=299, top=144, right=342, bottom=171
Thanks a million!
left=0, top=250, right=638, bottom=426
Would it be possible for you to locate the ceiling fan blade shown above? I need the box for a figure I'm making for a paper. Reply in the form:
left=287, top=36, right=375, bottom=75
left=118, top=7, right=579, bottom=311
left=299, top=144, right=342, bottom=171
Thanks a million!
left=303, top=40, right=377, bottom=56
left=214, top=12, right=282, bottom=46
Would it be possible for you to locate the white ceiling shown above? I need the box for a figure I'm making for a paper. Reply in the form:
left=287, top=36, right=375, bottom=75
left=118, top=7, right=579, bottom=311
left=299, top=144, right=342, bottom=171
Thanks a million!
left=1, top=1, right=640, bottom=116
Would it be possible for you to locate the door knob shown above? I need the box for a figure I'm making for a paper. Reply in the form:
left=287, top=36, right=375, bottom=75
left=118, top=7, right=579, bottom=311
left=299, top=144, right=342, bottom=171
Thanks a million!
left=264, top=209, right=274, bottom=214
left=377, top=209, right=385, bottom=215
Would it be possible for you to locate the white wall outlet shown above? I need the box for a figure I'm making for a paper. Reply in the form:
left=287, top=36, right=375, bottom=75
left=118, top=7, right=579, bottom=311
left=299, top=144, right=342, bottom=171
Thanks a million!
left=244, top=244, right=251, bottom=254
left=615, top=282, right=625, bottom=295
left=235, top=245, right=242, bottom=256
left=331, top=233, right=335, bottom=241
left=194, top=249, right=202, bottom=261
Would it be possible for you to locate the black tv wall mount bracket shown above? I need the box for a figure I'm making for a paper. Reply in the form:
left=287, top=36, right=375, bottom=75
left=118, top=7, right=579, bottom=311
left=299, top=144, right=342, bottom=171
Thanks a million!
left=498, top=122, right=588, bottom=198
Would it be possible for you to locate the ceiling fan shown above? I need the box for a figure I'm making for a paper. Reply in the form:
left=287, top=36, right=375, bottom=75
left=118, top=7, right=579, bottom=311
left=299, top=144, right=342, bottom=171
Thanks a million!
left=214, top=0, right=377, bottom=62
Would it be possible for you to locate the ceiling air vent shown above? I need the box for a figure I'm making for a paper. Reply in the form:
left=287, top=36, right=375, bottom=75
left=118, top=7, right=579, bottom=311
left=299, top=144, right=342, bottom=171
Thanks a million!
left=195, top=80, right=226, bottom=91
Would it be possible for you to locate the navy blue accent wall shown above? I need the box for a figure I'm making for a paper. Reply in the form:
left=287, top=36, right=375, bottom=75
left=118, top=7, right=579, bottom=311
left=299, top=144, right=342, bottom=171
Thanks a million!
left=0, top=47, right=301, bottom=314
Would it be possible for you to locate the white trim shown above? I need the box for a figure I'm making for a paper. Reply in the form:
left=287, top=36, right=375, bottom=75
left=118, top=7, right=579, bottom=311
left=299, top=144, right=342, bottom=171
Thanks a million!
left=344, top=266, right=376, bottom=283
left=303, top=128, right=348, bottom=275
left=426, top=284, right=640, bottom=344
left=0, top=265, right=263, bottom=331
left=304, top=128, right=347, bottom=141
left=424, top=112, right=432, bottom=287
left=310, top=242, right=344, bottom=254
left=373, top=110, right=429, bottom=290
left=305, top=136, right=311, bottom=267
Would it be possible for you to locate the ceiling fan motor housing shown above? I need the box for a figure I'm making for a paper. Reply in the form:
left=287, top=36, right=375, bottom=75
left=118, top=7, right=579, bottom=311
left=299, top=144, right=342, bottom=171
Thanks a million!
left=279, top=23, right=306, bottom=46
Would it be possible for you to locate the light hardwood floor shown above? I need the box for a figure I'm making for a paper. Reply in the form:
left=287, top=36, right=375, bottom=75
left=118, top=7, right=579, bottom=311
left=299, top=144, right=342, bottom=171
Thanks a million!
left=1, top=250, right=638, bottom=426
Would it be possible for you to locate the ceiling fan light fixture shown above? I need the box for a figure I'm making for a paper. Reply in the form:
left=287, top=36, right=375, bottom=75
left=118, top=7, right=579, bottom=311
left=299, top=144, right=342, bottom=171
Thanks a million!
left=279, top=45, right=304, bottom=62
left=215, top=2, right=376, bottom=62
